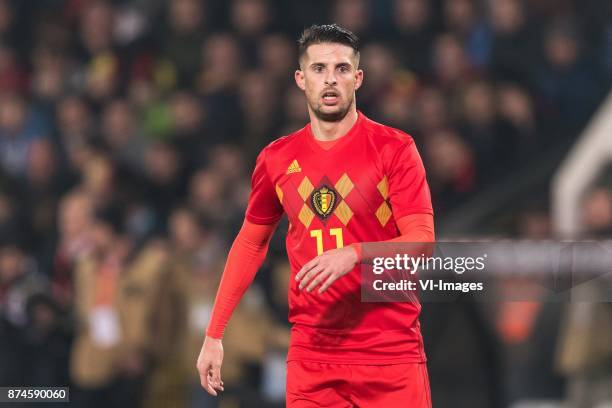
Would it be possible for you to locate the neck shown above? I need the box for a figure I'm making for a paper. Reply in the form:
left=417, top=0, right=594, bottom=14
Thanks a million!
left=309, top=107, right=359, bottom=141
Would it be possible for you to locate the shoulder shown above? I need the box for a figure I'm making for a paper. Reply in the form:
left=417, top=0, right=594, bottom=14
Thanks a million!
left=259, top=125, right=306, bottom=161
left=361, top=115, right=416, bottom=158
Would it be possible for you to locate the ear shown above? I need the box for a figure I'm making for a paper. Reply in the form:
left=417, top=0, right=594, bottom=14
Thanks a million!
left=294, top=69, right=306, bottom=91
left=354, top=69, right=364, bottom=91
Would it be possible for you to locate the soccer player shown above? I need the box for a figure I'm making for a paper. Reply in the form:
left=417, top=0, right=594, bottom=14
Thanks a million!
left=197, top=24, right=435, bottom=407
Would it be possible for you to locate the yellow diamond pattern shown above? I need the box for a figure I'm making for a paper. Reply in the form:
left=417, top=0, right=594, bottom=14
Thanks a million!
left=298, top=203, right=315, bottom=228
left=375, top=201, right=392, bottom=226
left=275, top=184, right=283, bottom=203
left=297, top=176, right=314, bottom=201
left=335, top=173, right=354, bottom=198
left=377, top=176, right=389, bottom=199
left=334, top=201, right=353, bottom=226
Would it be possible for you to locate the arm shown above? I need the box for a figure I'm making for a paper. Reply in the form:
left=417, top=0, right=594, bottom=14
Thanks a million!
left=197, top=219, right=278, bottom=396
left=206, top=219, right=279, bottom=338
left=198, top=146, right=283, bottom=395
left=349, top=213, right=435, bottom=262
left=296, top=213, right=435, bottom=293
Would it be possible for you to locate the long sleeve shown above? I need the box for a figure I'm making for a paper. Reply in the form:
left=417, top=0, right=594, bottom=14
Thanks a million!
left=350, top=213, right=435, bottom=262
left=205, top=219, right=278, bottom=339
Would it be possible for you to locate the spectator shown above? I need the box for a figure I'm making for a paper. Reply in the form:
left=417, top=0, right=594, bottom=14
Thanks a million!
left=100, top=99, right=147, bottom=175
left=424, top=128, right=476, bottom=212
left=489, top=0, right=539, bottom=83
left=390, top=0, right=435, bottom=77
left=160, top=0, right=207, bottom=88
left=142, top=141, right=185, bottom=227
left=0, top=242, right=48, bottom=385
left=536, top=19, right=603, bottom=134
left=0, top=93, right=50, bottom=178
left=231, top=0, right=273, bottom=66
left=70, top=207, right=168, bottom=408
left=442, top=0, right=491, bottom=67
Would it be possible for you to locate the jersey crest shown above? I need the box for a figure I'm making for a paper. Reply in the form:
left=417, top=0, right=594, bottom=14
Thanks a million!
left=311, top=185, right=337, bottom=219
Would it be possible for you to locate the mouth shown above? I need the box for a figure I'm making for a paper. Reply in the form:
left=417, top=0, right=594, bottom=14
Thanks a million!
left=321, top=90, right=340, bottom=105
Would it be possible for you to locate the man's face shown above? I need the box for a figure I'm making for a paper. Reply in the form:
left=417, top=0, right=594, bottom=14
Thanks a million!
left=295, top=43, right=363, bottom=122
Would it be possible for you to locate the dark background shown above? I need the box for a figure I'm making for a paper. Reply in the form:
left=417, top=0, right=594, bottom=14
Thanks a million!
left=0, top=0, right=611, bottom=407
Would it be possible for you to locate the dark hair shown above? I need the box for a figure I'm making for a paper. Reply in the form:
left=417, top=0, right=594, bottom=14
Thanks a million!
left=297, top=24, right=360, bottom=61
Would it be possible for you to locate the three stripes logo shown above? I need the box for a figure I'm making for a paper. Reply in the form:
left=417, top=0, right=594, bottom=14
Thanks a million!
left=286, top=159, right=302, bottom=174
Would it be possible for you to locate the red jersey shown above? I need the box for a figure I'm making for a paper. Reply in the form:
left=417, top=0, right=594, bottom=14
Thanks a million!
left=245, top=112, right=433, bottom=364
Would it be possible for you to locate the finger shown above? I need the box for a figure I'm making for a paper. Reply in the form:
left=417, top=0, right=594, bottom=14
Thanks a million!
left=209, top=365, right=224, bottom=392
left=299, top=265, right=324, bottom=289
left=318, top=273, right=338, bottom=294
left=197, top=363, right=209, bottom=391
left=296, top=257, right=319, bottom=281
left=201, top=371, right=217, bottom=396
left=306, top=269, right=330, bottom=292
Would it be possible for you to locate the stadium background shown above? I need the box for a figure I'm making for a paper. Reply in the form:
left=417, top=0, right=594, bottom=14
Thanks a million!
left=0, top=0, right=610, bottom=407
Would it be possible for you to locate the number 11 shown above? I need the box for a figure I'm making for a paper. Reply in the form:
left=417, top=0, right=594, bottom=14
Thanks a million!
left=309, top=228, right=344, bottom=255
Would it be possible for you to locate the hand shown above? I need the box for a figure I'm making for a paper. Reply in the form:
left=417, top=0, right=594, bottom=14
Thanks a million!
left=196, top=336, right=225, bottom=396
left=295, top=246, right=359, bottom=294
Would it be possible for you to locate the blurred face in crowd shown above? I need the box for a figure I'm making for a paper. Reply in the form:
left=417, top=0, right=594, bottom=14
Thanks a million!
left=200, top=34, right=241, bottom=88
left=545, top=30, right=579, bottom=69
left=498, top=84, right=533, bottom=127
left=418, top=87, right=448, bottom=132
left=209, top=145, right=245, bottom=182
left=59, top=192, right=93, bottom=240
left=444, top=0, right=476, bottom=33
left=0, top=94, right=26, bottom=134
left=57, top=96, right=90, bottom=137
left=170, top=92, right=204, bottom=132
left=189, top=169, right=222, bottom=206
left=259, top=34, right=294, bottom=79
left=463, top=81, right=495, bottom=125
left=80, top=1, right=114, bottom=53
left=170, top=0, right=203, bottom=34
left=0, top=245, right=25, bottom=283
left=426, top=129, right=473, bottom=182
left=0, top=0, right=13, bottom=35
left=433, top=34, right=467, bottom=84
left=394, top=0, right=430, bottom=31
left=102, top=100, right=134, bottom=148
left=333, top=0, right=368, bottom=35
left=169, top=208, right=201, bottom=251
left=295, top=42, right=363, bottom=122
left=239, top=71, right=276, bottom=118
left=145, top=143, right=180, bottom=185
left=360, top=44, right=395, bottom=89
left=83, top=155, right=114, bottom=196
left=26, top=140, right=56, bottom=184
left=31, top=47, right=66, bottom=101
left=490, top=0, right=524, bottom=34
left=231, top=0, right=269, bottom=35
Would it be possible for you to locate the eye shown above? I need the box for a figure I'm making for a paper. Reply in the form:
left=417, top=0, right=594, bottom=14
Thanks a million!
left=338, top=65, right=350, bottom=73
left=313, top=65, right=324, bottom=73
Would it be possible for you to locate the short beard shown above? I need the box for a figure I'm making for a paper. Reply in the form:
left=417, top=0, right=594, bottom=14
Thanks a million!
left=310, top=97, right=353, bottom=123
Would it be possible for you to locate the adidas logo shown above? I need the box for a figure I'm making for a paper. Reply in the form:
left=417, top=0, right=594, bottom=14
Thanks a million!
left=286, top=159, right=302, bottom=174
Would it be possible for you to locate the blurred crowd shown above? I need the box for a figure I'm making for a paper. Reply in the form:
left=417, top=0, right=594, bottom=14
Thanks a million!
left=0, top=0, right=611, bottom=407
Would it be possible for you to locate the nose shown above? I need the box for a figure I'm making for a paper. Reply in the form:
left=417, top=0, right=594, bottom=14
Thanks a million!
left=324, top=73, right=337, bottom=87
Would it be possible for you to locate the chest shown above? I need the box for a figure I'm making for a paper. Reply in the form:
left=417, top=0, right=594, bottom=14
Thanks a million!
left=270, top=147, right=391, bottom=230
